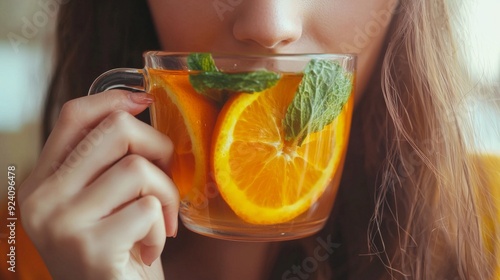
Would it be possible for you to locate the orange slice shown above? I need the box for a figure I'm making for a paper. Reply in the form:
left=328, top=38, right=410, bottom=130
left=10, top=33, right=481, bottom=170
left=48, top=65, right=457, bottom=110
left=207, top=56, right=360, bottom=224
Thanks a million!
left=149, top=69, right=219, bottom=198
left=211, top=75, right=351, bottom=225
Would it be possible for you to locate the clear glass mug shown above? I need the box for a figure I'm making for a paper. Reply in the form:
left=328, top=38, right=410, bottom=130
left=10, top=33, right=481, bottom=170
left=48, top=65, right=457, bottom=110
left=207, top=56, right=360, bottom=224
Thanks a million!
left=89, top=52, right=356, bottom=241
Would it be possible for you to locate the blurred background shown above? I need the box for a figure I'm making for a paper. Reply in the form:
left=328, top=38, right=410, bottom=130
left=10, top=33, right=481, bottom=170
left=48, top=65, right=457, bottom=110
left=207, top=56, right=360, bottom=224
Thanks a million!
left=1, top=0, right=55, bottom=181
left=0, top=0, right=499, bottom=180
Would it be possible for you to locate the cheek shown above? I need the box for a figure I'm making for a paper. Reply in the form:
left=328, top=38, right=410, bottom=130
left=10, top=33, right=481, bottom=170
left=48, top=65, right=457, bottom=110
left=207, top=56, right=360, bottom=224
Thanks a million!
left=148, top=0, right=398, bottom=100
left=312, top=0, right=398, bottom=101
left=148, top=1, right=226, bottom=51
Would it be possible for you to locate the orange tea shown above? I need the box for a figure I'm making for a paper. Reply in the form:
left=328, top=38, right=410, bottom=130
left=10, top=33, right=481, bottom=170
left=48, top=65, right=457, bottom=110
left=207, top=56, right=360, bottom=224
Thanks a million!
left=89, top=52, right=356, bottom=241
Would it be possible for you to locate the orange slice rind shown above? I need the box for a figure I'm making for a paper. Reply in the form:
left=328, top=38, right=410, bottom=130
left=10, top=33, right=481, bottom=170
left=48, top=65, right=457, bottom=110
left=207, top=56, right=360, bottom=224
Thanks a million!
left=211, top=76, right=350, bottom=225
left=149, top=70, right=219, bottom=198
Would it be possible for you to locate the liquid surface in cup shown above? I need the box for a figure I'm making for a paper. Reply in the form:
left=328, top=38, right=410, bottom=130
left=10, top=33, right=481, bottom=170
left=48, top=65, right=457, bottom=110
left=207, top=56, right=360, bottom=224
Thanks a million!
left=147, top=59, right=354, bottom=241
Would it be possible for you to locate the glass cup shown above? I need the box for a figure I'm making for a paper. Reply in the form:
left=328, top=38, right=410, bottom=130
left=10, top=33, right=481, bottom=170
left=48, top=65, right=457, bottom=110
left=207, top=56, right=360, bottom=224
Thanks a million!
left=89, top=52, right=356, bottom=241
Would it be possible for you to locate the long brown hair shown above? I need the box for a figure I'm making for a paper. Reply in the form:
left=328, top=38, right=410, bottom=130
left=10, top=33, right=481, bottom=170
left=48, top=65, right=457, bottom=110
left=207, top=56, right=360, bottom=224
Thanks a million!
left=363, top=0, right=494, bottom=278
left=43, top=0, right=159, bottom=139
left=45, top=0, right=495, bottom=279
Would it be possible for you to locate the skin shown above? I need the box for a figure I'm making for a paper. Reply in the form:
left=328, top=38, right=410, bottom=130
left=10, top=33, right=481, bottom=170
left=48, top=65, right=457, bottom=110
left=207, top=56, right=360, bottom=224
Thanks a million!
left=19, top=0, right=397, bottom=279
left=149, top=0, right=398, bottom=103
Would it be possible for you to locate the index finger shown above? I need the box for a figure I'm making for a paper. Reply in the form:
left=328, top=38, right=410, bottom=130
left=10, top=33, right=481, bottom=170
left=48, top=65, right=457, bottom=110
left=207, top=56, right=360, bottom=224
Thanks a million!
left=30, top=90, right=154, bottom=182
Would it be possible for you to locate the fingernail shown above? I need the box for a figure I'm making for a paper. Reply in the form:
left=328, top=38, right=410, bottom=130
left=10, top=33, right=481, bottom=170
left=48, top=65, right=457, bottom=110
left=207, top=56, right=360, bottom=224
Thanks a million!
left=141, top=245, right=158, bottom=267
left=142, top=257, right=153, bottom=267
left=166, top=226, right=177, bottom=238
left=129, top=92, right=155, bottom=105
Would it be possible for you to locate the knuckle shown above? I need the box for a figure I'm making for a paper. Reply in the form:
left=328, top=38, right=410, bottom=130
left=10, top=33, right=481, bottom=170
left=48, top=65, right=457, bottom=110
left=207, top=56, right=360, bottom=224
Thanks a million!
left=107, top=110, right=133, bottom=127
left=58, top=98, right=82, bottom=125
left=139, top=195, right=162, bottom=214
left=103, top=110, right=136, bottom=137
left=120, top=154, right=151, bottom=175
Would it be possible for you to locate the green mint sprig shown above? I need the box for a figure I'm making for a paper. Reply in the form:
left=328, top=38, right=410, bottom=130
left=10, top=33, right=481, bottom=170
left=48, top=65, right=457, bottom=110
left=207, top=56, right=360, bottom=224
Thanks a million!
left=187, top=53, right=280, bottom=103
left=187, top=52, right=218, bottom=72
left=284, top=59, right=353, bottom=146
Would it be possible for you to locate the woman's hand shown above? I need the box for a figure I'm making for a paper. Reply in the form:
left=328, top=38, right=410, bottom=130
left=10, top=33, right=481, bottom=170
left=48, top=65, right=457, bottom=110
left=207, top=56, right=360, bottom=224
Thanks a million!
left=18, top=90, right=178, bottom=279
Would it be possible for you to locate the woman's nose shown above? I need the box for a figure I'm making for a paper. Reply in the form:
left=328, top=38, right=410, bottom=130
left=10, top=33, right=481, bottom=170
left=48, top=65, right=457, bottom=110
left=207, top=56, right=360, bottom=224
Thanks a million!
left=232, top=1, right=302, bottom=50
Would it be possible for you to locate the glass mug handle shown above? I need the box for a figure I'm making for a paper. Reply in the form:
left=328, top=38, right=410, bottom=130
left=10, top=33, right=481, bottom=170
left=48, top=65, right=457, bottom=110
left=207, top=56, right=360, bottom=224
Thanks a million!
left=88, top=68, right=146, bottom=95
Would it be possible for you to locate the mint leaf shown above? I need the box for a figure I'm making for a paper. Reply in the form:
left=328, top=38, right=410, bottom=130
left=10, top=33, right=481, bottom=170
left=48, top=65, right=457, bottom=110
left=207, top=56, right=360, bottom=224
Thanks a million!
left=284, top=59, right=353, bottom=145
left=190, top=71, right=281, bottom=93
left=187, top=53, right=218, bottom=72
left=187, top=53, right=280, bottom=103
